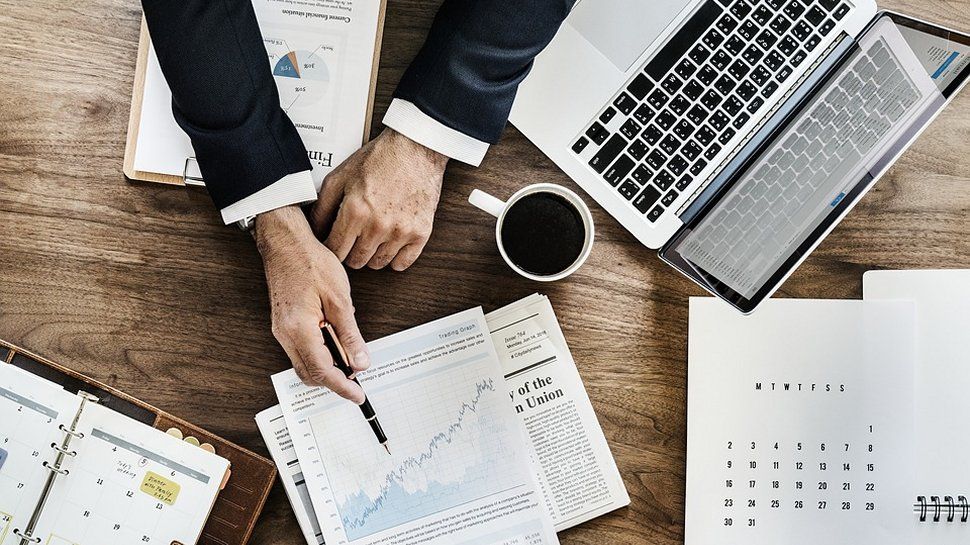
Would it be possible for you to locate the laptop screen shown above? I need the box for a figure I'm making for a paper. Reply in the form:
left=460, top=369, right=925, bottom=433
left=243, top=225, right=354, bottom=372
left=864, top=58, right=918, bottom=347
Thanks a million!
left=661, top=12, right=970, bottom=312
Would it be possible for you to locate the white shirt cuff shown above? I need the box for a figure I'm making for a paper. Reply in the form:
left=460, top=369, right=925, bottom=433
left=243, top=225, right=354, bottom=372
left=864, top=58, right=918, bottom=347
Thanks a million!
left=220, top=170, right=317, bottom=225
left=382, top=99, right=489, bottom=166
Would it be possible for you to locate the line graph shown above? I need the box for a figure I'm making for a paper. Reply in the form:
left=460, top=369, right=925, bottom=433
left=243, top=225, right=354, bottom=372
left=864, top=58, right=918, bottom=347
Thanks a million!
left=309, top=358, right=524, bottom=541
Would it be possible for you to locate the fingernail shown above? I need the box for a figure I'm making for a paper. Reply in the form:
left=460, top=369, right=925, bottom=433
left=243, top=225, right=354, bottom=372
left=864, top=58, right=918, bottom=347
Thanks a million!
left=355, top=350, right=371, bottom=368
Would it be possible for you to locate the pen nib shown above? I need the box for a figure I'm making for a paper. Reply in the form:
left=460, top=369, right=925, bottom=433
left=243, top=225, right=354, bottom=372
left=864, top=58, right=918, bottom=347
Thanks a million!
left=383, top=443, right=391, bottom=455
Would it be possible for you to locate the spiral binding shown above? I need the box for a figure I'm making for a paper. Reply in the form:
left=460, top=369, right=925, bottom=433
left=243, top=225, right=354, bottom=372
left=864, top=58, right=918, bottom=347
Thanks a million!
left=14, top=392, right=98, bottom=545
left=913, top=495, right=969, bottom=523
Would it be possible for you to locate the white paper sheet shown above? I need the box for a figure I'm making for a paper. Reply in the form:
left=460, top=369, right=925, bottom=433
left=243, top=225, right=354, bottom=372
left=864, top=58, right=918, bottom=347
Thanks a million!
left=273, top=308, right=559, bottom=545
left=685, top=298, right=916, bottom=545
left=134, top=0, right=382, bottom=186
left=864, top=269, right=970, bottom=542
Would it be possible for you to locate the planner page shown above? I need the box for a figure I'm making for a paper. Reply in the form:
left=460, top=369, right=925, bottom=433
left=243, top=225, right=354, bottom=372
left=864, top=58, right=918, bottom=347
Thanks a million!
left=30, top=401, right=229, bottom=545
left=0, top=365, right=82, bottom=545
left=865, top=269, right=970, bottom=543
left=685, top=298, right=917, bottom=545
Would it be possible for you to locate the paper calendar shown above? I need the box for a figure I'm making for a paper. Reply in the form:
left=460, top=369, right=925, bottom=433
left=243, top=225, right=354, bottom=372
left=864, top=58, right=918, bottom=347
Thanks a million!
left=686, top=298, right=918, bottom=545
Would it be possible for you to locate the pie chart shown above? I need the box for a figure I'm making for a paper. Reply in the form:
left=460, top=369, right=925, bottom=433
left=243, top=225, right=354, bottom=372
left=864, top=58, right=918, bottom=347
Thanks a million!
left=273, top=50, right=330, bottom=82
left=272, top=49, right=331, bottom=111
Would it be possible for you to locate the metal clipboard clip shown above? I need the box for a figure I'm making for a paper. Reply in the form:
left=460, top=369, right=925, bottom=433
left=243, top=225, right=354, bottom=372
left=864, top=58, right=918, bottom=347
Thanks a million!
left=183, top=157, right=205, bottom=187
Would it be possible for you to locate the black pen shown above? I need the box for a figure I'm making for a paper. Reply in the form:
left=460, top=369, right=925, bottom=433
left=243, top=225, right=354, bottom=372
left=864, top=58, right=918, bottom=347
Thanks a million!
left=321, top=323, right=390, bottom=455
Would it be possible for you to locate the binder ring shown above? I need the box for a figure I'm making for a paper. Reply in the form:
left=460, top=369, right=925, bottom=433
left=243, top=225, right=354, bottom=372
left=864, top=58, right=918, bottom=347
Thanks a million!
left=960, top=496, right=968, bottom=523
left=43, top=460, right=69, bottom=476
left=931, top=496, right=941, bottom=522
left=916, top=496, right=927, bottom=522
left=50, top=442, right=77, bottom=457
left=945, top=496, right=955, bottom=523
left=12, top=528, right=41, bottom=543
left=58, top=424, right=84, bottom=439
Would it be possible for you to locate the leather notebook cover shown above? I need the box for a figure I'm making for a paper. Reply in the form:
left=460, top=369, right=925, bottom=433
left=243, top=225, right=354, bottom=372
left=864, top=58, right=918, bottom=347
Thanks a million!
left=1, top=339, right=276, bottom=545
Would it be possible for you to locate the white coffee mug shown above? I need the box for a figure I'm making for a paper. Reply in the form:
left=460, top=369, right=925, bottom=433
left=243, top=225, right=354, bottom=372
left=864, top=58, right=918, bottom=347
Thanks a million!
left=468, top=183, right=594, bottom=282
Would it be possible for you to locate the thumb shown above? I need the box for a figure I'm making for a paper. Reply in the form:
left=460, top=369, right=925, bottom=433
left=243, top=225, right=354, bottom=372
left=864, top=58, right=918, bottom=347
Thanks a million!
left=311, top=175, right=345, bottom=239
left=326, top=298, right=371, bottom=373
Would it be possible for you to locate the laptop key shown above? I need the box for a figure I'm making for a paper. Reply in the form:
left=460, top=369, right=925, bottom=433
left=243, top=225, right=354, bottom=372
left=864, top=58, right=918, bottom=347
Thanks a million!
left=647, top=205, right=665, bottom=223
left=688, top=104, right=710, bottom=125
left=791, top=50, right=808, bottom=67
left=668, top=155, right=689, bottom=176
left=819, top=19, right=835, bottom=35
left=689, top=158, right=708, bottom=176
left=752, top=5, right=772, bottom=24
left=710, top=111, right=730, bottom=130
left=742, top=44, right=764, bottom=65
left=761, top=80, right=780, bottom=97
left=661, top=189, right=679, bottom=207
left=702, top=89, right=724, bottom=110
left=660, top=135, right=680, bottom=155
left=676, top=174, right=694, bottom=191
left=599, top=107, right=617, bottom=124
left=751, top=66, right=771, bottom=86
left=632, top=164, right=654, bottom=184
left=613, top=92, right=638, bottom=115
left=833, top=3, right=849, bottom=20
left=648, top=89, right=670, bottom=109
left=711, top=50, right=732, bottom=70
left=770, top=14, right=791, bottom=35
left=604, top=155, right=636, bottom=186
left=738, top=82, right=758, bottom=102
left=633, top=186, right=662, bottom=213
left=585, top=122, right=609, bottom=145
left=655, top=171, right=676, bottom=190
left=620, top=119, right=642, bottom=139
left=724, top=96, right=743, bottom=116
left=776, top=65, right=793, bottom=82
left=806, top=5, right=826, bottom=25
left=641, top=125, right=664, bottom=145
left=572, top=137, right=590, bottom=154
left=676, top=59, right=698, bottom=80
left=732, top=111, right=751, bottom=129
left=670, top=95, right=691, bottom=116
left=779, top=36, right=798, bottom=56
left=628, top=139, right=649, bottom=161
left=627, top=74, right=654, bottom=100
left=757, top=29, right=778, bottom=50
left=588, top=134, right=626, bottom=172
left=724, top=36, right=745, bottom=56
left=783, top=0, right=806, bottom=20
left=656, top=110, right=677, bottom=130
left=661, top=73, right=684, bottom=94
left=717, top=13, right=738, bottom=35
left=738, top=21, right=758, bottom=41
left=730, top=0, right=752, bottom=20
left=689, top=44, right=711, bottom=65
left=674, top=119, right=696, bottom=140
left=703, top=29, right=725, bottom=50
left=634, top=104, right=655, bottom=124
left=618, top=179, right=640, bottom=199
left=766, top=0, right=785, bottom=8
left=698, top=65, right=719, bottom=85
left=728, top=59, right=750, bottom=80
left=646, top=149, right=668, bottom=170
left=792, top=21, right=812, bottom=41
left=819, top=0, right=837, bottom=9
left=718, top=127, right=737, bottom=145
left=696, top=126, right=717, bottom=146
left=765, top=51, right=784, bottom=71
left=747, top=96, right=765, bottom=113
left=682, top=141, right=703, bottom=161
left=806, top=34, right=821, bottom=51
left=704, top=143, right=722, bottom=160
left=683, top=80, right=705, bottom=101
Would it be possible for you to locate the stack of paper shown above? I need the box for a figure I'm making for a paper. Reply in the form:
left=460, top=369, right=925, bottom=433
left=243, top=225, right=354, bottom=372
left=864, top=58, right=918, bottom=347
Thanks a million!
left=257, top=295, right=629, bottom=545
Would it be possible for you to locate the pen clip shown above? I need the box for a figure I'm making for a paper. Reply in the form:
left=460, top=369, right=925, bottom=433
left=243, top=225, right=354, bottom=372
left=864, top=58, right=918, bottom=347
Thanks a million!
left=321, top=322, right=353, bottom=377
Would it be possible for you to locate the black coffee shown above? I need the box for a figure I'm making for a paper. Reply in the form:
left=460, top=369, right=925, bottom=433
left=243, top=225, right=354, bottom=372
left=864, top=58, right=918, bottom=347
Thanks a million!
left=500, top=192, right=586, bottom=277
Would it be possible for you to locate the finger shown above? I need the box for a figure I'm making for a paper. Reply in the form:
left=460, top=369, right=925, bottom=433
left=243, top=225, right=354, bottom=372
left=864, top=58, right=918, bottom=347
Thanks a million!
left=291, top=322, right=365, bottom=403
left=390, top=240, right=428, bottom=271
left=345, top=232, right=383, bottom=270
left=366, top=240, right=406, bottom=270
left=311, top=176, right=345, bottom=238
left=324, top=206, right=361, bottom=262
left=325, top=297, right=371, bottom=373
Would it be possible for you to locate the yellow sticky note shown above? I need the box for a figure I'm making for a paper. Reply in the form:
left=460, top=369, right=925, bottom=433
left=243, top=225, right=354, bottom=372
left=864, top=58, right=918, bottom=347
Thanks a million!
left=140, top=471, right=181, bottom=505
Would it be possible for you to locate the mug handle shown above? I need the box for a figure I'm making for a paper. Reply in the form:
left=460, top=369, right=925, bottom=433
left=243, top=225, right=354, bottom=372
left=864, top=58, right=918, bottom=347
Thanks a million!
left=468, top=189, right=506, bottom=218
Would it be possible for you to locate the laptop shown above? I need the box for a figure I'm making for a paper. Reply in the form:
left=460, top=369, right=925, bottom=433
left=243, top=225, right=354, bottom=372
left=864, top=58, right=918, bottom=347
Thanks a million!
left=510, top=0, right=970, bottom=312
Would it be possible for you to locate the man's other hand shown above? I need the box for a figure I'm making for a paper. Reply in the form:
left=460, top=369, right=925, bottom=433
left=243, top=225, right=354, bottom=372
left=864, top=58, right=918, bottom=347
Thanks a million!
left=255, top=206, right=370, bottom=402
left=310, top=128, right=448, bottom=271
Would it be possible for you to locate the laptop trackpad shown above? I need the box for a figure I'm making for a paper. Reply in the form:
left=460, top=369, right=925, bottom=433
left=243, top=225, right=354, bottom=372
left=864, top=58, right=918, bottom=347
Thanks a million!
left=569, top=0, right=692, bottom=72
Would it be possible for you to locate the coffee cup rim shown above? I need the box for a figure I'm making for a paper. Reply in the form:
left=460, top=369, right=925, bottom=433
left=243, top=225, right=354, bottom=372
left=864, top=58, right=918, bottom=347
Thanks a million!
left=494, top=183, right=594, bottom=282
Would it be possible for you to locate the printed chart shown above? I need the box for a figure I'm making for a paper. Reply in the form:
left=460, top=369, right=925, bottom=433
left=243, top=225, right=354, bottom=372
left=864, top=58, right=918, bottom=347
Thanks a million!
left=310, top=355, right=521, bottom=541
left=264, top=37, right=337, bottom=114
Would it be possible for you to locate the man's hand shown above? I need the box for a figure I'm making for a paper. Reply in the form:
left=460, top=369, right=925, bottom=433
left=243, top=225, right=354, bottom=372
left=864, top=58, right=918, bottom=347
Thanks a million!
left=255, top=205, right=371, bottom=402
left=310, top=128, right=448, bottom=271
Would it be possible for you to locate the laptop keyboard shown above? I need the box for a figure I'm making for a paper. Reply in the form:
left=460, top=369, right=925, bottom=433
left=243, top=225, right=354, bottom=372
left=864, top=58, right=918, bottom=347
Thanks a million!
left=679, top=36, right=921, bottom=295
left=571, top=0, right=851, bottom=224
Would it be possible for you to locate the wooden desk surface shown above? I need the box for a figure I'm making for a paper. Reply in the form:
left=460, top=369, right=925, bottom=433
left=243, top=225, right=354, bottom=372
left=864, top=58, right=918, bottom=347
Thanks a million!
left=1, top=1, right=969, bottom=543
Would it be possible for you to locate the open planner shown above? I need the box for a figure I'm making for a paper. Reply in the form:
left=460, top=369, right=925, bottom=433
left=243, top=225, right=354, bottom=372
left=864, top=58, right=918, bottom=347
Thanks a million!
left=0, top=341, right=277, bottom=545
left=686, top=271, right=970, bottom=545
left=0, top=363, right=229, bottom=545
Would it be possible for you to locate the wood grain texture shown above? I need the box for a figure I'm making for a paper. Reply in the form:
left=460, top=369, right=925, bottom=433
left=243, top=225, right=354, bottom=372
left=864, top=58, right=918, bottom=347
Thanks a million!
left=1, top=1, right=969, bottom=543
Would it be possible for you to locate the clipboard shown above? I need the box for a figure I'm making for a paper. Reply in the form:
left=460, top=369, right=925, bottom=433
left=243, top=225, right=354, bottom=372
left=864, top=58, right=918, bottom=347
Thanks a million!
left=1, top=340, right=276, bottom=545
left=123, top=0, right=387, bottom=187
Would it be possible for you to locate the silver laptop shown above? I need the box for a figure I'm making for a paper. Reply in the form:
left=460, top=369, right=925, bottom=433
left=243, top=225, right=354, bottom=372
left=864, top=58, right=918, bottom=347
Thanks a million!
left=510, top=0, right=970, bottom=312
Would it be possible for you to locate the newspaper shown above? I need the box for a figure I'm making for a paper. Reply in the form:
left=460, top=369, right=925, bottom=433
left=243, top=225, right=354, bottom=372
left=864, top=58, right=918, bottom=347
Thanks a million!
left=256, top=295, right=628, bottom=543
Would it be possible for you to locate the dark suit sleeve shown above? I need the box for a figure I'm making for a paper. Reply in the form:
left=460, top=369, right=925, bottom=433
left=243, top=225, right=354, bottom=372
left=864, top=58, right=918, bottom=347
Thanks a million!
left=393, top=0, right=575, bottom=145
left=142, top=0, right=311, bottom=210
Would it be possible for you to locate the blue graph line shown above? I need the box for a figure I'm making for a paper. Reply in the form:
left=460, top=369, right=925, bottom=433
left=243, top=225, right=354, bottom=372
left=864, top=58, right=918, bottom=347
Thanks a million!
left=338, top=378, right=498, bottom=533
